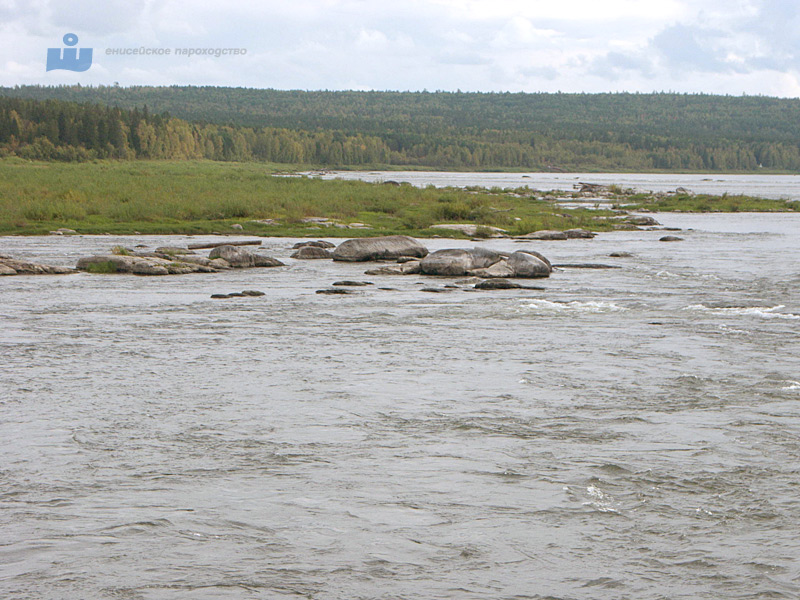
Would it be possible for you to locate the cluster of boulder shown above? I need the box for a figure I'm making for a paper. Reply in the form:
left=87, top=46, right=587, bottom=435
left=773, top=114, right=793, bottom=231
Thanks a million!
left=2, top=232, right=608, bottom=280
left=75, top=244, right=284, bottom=275
left=290, top=235, right=553, bottom=279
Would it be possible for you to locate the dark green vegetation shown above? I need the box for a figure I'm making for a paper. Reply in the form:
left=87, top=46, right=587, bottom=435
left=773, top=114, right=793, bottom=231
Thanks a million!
left=1, top=159, right=795, bottom=237
left=2, top=86, right=800, bottom=171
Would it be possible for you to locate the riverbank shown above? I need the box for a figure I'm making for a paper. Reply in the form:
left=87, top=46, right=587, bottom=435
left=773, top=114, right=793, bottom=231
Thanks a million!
left=1, top=159, right=796, bottom=238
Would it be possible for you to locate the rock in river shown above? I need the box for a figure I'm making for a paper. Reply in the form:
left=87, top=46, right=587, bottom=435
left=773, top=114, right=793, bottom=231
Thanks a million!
left=516, top=230, right=568, bottom=241
left=420, top=247, right=504, bottom=276
left=291, top=246, right=332, bottom=259
left=505, top=251, right=552, bottom=278
left=208, top=245, right=284, bottom=268
left=0, top=257, right=76, bottom=275
left=292, top=240, right=336, bottom=249
left=332, top=235, right=428, bottom=262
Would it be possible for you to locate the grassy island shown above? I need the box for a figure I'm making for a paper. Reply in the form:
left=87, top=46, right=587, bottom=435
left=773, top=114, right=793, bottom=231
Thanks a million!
left=0, top=159, right=797, bottom=237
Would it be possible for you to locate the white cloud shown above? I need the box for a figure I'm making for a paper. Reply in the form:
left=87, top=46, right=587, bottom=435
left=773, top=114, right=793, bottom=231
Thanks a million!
left=0, top=0, right=797, bottom=97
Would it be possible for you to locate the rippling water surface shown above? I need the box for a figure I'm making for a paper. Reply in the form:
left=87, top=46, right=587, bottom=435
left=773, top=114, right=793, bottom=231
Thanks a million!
left=306, top=170, right=800, bottom=201
left=2, top=213, right=799, bottom=599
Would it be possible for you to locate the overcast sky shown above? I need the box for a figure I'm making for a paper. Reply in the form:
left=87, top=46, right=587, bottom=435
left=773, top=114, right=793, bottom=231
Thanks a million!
left=1, top=0, right=799, bottom=96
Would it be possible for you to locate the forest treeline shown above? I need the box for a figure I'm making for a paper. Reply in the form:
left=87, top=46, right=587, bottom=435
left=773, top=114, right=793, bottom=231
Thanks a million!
left=2, top=86, right=800, bottom=171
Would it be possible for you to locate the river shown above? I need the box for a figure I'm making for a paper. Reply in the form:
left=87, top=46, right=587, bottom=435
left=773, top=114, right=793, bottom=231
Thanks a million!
left=1, top=206, right=799, bottom=598
left=304, top=170, right=800, bottom=201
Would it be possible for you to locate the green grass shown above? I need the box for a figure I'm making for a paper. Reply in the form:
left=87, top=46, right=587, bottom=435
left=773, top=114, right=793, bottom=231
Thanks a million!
left=0, top=159, right=794, bottom=237
left=620, top=193, right=799, bottom=212
left=84, top=261, right=118, bottom=274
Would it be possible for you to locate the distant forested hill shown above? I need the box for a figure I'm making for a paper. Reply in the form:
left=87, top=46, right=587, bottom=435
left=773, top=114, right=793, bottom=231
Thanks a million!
left=2, top=85, right=800, bottom=171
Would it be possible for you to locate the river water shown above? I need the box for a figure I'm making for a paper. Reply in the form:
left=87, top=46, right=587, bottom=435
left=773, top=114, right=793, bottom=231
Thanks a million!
left=2, top=212, right=800, bottom=599
left=306, top=170, right=800, bottom=201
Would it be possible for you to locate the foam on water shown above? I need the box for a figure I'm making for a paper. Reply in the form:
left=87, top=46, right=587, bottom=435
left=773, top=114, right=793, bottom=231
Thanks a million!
left=683, top=304, right=800, bottom=319
left=518, top=298, right=627, bottom=314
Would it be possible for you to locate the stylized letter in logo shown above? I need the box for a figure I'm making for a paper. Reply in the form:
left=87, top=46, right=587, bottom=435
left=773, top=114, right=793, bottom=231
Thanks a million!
left=47, top=33, right=93, bottom=72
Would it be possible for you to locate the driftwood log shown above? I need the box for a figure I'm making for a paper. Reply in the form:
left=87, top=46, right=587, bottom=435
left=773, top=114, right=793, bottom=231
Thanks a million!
left=187, top=240, right=262, bottom=250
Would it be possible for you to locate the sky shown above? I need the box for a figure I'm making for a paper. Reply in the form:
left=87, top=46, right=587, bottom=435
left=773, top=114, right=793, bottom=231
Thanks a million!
left=1, top=0, right=800, bottom=96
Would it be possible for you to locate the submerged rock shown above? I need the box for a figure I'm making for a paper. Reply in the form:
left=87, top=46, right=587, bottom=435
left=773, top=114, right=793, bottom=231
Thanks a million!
left=553, top=263, right=622, bottom=269
left=659, top=235, right=684, bottom=242
left=474, top=279, right=547, bottom=290
left=474, top=279, right=522, bottom=290
left=332, top=281, right=373, bottom=287
left=332, top=235, right=428, bottom=262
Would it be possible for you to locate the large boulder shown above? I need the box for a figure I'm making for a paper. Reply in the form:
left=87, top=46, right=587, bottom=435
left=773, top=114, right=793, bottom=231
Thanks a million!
left=506, top=251, right=551, bottom=278
left=420, top=247, right=504, bottom=276
left=332, top=235, right=428, bottom=262
left=208, top=245, right=284, bottom=268
left=628, top=215, right=660, bottom=226
left=515, top=249, right=552, bottom=269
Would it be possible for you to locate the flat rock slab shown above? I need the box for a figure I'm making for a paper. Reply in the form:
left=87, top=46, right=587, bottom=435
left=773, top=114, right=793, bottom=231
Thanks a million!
left=316, top=288, right=355, bottom=295
left=564, top=228, right=596, bottom=239
left=515, top=230, right=568, bottom=240
left=0, top=257, right=76, bottom=275
left=332, top=281, right=373, bottom=287
left=429, top=224, right=506, bottom=237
